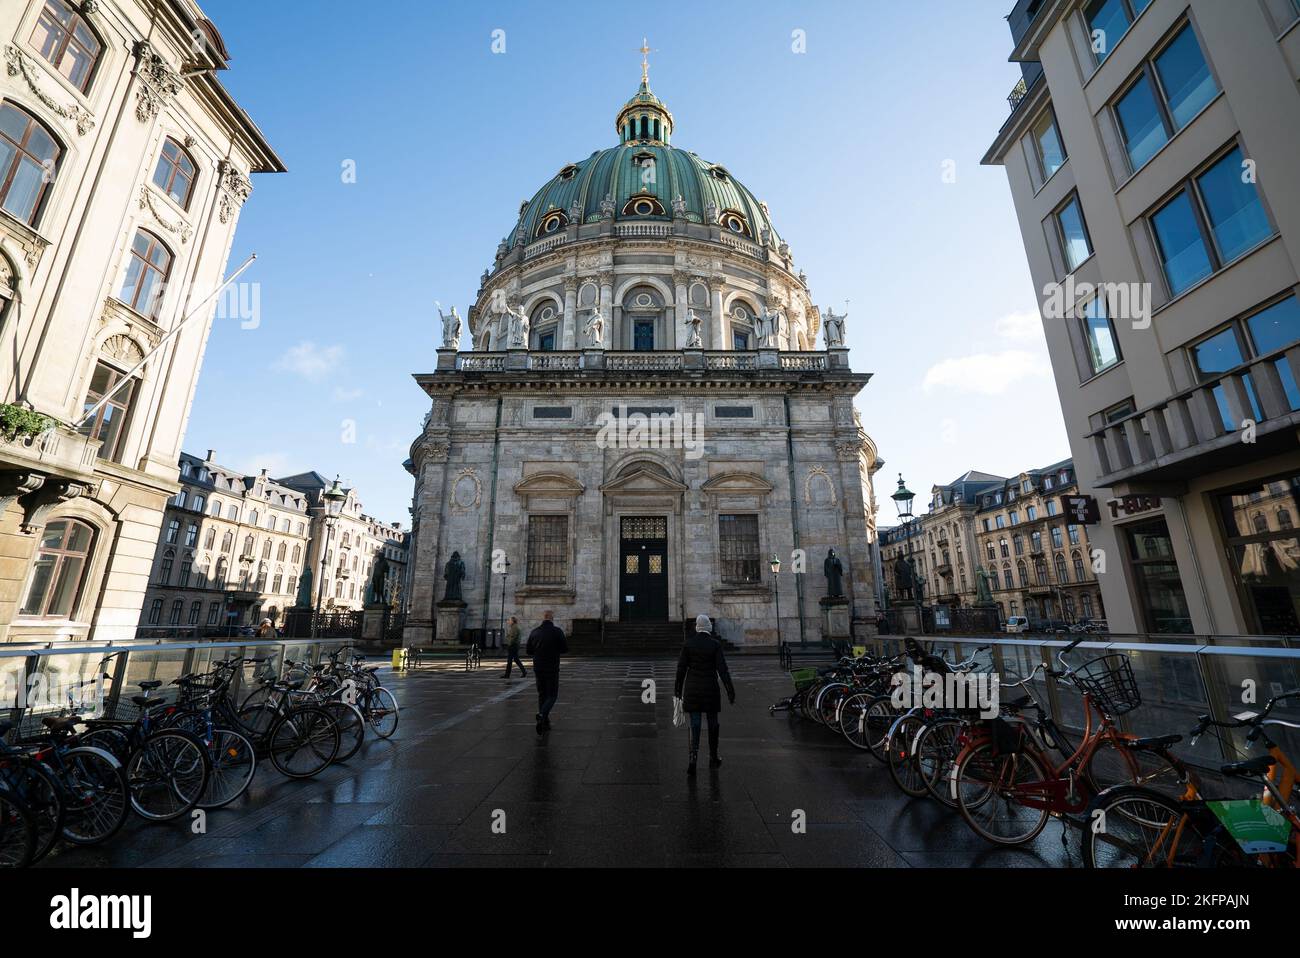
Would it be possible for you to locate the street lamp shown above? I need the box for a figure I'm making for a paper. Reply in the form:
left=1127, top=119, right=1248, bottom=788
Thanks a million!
left=310, top=476, right=347, bottom=639
left=890, top=473, right=923, bottom=634
left=769, top=553, right=782, bottom=651
left=497, top=555, right=511, bottom=653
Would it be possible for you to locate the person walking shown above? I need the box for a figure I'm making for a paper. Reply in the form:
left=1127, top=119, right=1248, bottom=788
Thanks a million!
left=675, top=614, right=735, bottom=776
left=525, top=610, right=567, bottom=734
left=255, top=618, right=277, bottom=639
left=502, top=615, right=527, bottom=679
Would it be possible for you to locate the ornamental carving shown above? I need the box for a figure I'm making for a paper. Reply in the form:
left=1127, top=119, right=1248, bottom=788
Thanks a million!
left=133, top=42, right=182, bottom=123
left=834, top=441, right=862, bottom=462
left=450, top=468, right=482, bottom=513
left=139, top=187, right=193, bottom=243
left=217, top=160, right=252, bottom=224
left=100, top=333, right=145, bottom=366
left=804, top=465, right=838, bottom=509
left=4, top=46, right=95, bottom=136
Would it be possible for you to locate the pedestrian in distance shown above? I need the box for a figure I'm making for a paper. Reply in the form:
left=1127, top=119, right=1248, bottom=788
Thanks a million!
left=525, top=610, right=567, bottom=734
left=502, top=615, right=527, bottom=679
left=255, top=618, right=277, bottom=639
left=675, top=614, right=735, bottom=776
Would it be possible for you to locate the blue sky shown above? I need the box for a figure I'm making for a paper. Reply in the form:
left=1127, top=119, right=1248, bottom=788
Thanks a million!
left=195, top=0, right=1069, bottom=525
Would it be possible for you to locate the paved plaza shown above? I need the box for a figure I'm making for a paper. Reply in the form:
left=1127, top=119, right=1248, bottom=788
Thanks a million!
left=42, top=658, right=1075, bottom=868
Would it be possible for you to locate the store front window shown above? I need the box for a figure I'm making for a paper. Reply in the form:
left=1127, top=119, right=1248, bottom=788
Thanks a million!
left=1218, top=476, right=1300, bottom=634
left=1125, top=517, right=1192, bottom=634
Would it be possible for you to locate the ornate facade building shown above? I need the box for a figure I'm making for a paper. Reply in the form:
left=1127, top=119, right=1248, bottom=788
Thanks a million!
left=406, top=67, right=882, bottom=649
left=0, top=0, right=282, bottom=642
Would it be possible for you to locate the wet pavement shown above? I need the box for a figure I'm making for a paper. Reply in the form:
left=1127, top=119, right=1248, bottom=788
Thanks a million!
left=41, top=657, right=1077, bottom=868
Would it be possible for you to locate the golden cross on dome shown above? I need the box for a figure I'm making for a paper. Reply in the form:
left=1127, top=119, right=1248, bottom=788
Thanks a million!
left=640, top=37, right=653, bottom=85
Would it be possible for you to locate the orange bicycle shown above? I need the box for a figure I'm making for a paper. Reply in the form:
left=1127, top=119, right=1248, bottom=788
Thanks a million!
left=950, top=639, right=1182, bottom=846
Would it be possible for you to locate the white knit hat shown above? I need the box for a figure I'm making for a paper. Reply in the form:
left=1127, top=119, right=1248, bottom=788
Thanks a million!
left=695, top=614, right=712, bottom=633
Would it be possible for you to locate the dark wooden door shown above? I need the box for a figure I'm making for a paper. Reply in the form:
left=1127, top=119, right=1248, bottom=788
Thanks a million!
left=619, top=516, right=668, bottom=622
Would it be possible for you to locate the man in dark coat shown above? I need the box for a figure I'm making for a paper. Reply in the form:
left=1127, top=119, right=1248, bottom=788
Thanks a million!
left=674, top=614, right=736, bottom=775
left=525, top=610, right=568, bottom=734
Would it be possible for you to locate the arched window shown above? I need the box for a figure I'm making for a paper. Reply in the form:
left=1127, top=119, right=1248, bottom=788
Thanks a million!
left=20, top=518, right=93, bottom=617
left=197, top=556, right=210, bottom=587
left=530, top=300, right=559, bottom=351
left=30, top=0, right=102, bottom=92
left=276, top=541, right=287, bottom=561
left=985, top=542, right=996, bottom=562
left=203, top=527, right=215, bottom=550
left=1072, top=551, right=1086, bottom=582
left=1082, top=593, right=1094, bottom=619
left=158, top=548, right=175, bottom=585
left=192, top=494, right=205, bottom=513
left=220, top=531, right=233, bottom=553
left=1017, top=560, right=1028, bottom=587
left=118, top=229, right=173, bottom=319
left=1013, top=534, right=1024, bottom=555
left=226, top=505, right=238, bottom=521
left=215, top=557, right=227, bottom=586
left=242, top=534, right=254, bottom=557
left=1055, top=553, right=1069, bottom=583
left=255, top=562, right=267, bottom=592
left=152, top=138, right=198, bottom=208
left=79, top=361, right=137, bottom=462
left=271, top=568, right=283, bottom=594
left=730, top=301, right=755, bottom=350
left=1002, top=565, right=1014, bottom=590
left=0, top=103, right=61, bottom=228
left=1279, top=509, right=1293, bottom=530
left=1034, top=556, right=1048, bottom=584
left=249, top=510, right=259, bottom=526
left=291, top=544, right=301, bottom=564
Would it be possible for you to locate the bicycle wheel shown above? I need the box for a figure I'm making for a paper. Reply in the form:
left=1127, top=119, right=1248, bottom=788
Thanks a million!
left=364, top=687, right=399, bottom=739
left=954, top=741, right=1051, bottom=846
left=235, top=703, right=279, bottom=742
left=197, top=729, right=257, bottom=810
left=126, top=731, right=209, bottom=821
left=6, top=761, right=63, bottom=863
left=0, top=793, right=36, bottom=868
left=887, top=713, right=930, bottom=797
left=57, top=746, right=128, bottom=845
left=863, top=694, right=904, bottom=763
left=1084, top=786, right=1237, bottom=868
left=916, top=717, right=965, bottom=808
left=77, top=725, right=131, bottom=763
left=815, top=684, right=851, bottom=727
left=268, top=706, right=339, bottom=779
left=239, top=683, right=273, bottom=712
left=838, top=692, right=876, bottom=749
left=321, top=701, right=365, bottom=763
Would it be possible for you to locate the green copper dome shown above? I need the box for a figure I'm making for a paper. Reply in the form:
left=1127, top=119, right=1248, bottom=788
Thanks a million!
left=503, top=74, right=782, bottom=249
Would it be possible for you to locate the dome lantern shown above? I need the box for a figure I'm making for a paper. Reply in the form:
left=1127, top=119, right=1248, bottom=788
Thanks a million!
left=617, top=39, right=673, bottom=145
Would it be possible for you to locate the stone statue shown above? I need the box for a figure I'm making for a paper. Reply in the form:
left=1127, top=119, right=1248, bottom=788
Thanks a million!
left=438, top=304, right=462, bottom=349
left=704, top=201, right=718, bottom=225
left=685, top=310, right=703, bottom=348
left=496, top=241, right=507, bottom=261
left=599, top=193, right=615, bottom=219
left=295, top=566, right=313, bottom=608
left=514, top=222, right=528, bottom=246
left=760, top=227, right=772, bottom=248
left=757, top=305, right=782, bottom=347
left=822, top=307, right=846, bottom=348
left=567, top=199, right=583, bottom=223
left=823, top=548, right=845, bottom=598
left=584, top=306, right=605, bottom=348
left=975, top=565, right=994, bottom=604
left=480, top=269, right=490, bottom=287
left=443, top=551, right=466, bottom=603
left=508, top=303, right=529, bottom=348
left=672, top=194, right=687, bottom=217
left=369, top=554, right=390, bottom=605
left=892, top=555, right=924, bottom=600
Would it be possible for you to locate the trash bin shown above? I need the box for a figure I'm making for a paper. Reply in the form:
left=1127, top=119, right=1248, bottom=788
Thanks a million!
left=392, top=649, right=405, bottom=670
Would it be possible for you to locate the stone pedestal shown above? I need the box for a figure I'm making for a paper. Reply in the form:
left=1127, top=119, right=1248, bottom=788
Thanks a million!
left=682, top=347, right=704, bottom=370
left=505, top=348, right=528, bottom=371
left=896, top=604, right=924, bottom=636
left=436, top=348, right=458, bottom=371
left=819, top=595, right=850, bottom=644
left=582, top=348, right=605, bottom=369
left=361, top=604, right=388, bottom=642
left=402, top=622, right=433, bottom=648
left=757, top=347, right=779, bottom=369
left=435, top=600, right=467, bottom=644
left=828, top=347, right=850, bottom=370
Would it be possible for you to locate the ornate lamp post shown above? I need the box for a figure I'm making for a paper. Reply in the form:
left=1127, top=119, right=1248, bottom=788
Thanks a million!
left=890, top=474, right=923, bottom=634
left=497, top=555, right=511, bottom=650
left=310, top=476, right=347, bottom=639
left=769, top=553, right=782, bottom=649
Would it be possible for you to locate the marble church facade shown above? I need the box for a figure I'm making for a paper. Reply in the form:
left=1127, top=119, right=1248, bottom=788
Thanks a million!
left=405, top=67, right=881, bottom=648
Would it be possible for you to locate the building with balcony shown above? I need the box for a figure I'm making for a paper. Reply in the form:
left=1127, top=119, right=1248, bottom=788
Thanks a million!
left=0, top=0, right=282, bottom=643
left=405, top=62, right=882, bottom=648
left=984, top=0, right=1300, bottom=635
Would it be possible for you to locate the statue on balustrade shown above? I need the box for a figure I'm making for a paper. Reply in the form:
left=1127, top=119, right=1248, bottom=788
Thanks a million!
left=437, top=304, right=462, bottom=349
left=822, top=307, right=846, bottom=348
left=685, top=310, right=703, bottom=348
left=585, top=306, right=605, bottom=348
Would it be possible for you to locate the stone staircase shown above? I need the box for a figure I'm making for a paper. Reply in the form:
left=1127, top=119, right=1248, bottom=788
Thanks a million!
left=566, top=621, right=739, bottom=656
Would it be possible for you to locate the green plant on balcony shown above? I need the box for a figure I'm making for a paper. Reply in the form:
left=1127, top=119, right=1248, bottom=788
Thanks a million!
left=0, top=402, right=54, bottom=444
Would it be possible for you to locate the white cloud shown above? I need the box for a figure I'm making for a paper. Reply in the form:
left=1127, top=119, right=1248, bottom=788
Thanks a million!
left=993, top=309, right=1044, bottom=343
left=922, top=350, right=1050, bottom=395
left=272, top=341, right=344, bottom=381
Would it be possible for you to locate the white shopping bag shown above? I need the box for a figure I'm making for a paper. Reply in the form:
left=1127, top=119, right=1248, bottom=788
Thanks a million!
left=672, top=695, right=686, bottom=728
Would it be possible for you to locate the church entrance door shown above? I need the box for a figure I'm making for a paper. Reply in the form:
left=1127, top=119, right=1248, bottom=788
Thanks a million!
left=619, top=516, right=668, bottom=621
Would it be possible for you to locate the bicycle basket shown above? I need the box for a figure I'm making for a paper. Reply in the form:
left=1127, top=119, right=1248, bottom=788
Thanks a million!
left=790, top=668, right=818, bottom=691
left=1073, top=653, right=1141, bottom=716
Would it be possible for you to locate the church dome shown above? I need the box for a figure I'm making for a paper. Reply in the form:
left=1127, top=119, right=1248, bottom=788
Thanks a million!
left=504, top=72, right=781, bottom=248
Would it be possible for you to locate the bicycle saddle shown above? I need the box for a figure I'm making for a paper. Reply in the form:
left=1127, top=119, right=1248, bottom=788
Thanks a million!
left=139, top=680, right=162, bottom=691
left=1001, top=695, right=1034, bottom=711
left=1121, top=733, right=1182, bottom=749
left=131, top=694, right=163, bottom=708
left=1221, top=754, right=1276, bottom=777
left=42, top=715, right=80, bottom=732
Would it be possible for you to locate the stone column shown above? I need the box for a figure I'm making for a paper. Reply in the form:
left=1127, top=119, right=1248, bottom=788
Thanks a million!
left=709, top=277, right=726, bottom=350
left=562, top=276, right=578, bottom=350
left=599, top=271, right=615, bottom=349
left=404, top=445, right=450, bottom=646
left=672, top=270, right=689, bottom=350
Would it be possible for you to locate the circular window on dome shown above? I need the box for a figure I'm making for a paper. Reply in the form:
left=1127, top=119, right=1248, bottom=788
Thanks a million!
left=634, top=199, right=655, bottom=215
left=535, top=210, right=568, bottom=238
left=621, top=194, right=666, bottom=217
left=722, top=212, right=750, bottom=236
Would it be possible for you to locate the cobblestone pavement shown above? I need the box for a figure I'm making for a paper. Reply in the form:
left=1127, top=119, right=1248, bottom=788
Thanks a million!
left=40, top=657, right=1077, bottom=868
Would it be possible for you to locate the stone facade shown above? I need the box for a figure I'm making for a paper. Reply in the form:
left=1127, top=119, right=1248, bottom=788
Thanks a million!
left=0, top=0, right=281, bottom=643
left=405, top=74, right=882, bottom=648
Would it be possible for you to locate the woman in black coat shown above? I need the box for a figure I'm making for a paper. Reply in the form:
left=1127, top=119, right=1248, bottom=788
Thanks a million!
left=675, top=614, right=736, bottom=775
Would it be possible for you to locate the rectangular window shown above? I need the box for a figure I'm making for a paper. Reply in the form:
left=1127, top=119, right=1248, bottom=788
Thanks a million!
left=718, top=514, right=760, bottom=584
left=1031, top=108, right=1066, bottom=180
left=1218, top=475, right=1300, bottom=632
left=537, top=330, right=555, bottom=351
left=1115, top=75, right=1167, bottom=170
left=207, top=601, right=220, bottom=625
left=1153, top=24, right=1217, bottom=130
left=187, top=600, right=201, bottom=625
left=732, top=330, right=750, bottom=350
left=1080, top=295, right=1121, bottom=375
left=1055, top=194, right=1093, bottom=272
left=78, top=362, right=135, bottom=462
left=1188, top=294, right=1300, bottom=426
left=1027, top=505, right=1038, bottom=520
left=1149, top=145, right=1271, bottom=297
left=168, top=599, right=183, bottom=625
left=525, top=515, right=568, bottom=585
left=1086, top=0, right=1132, bottom=63
left=1125, top=517, right=1192, bottom=633
left=148, top=598, right=163, bottom=625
